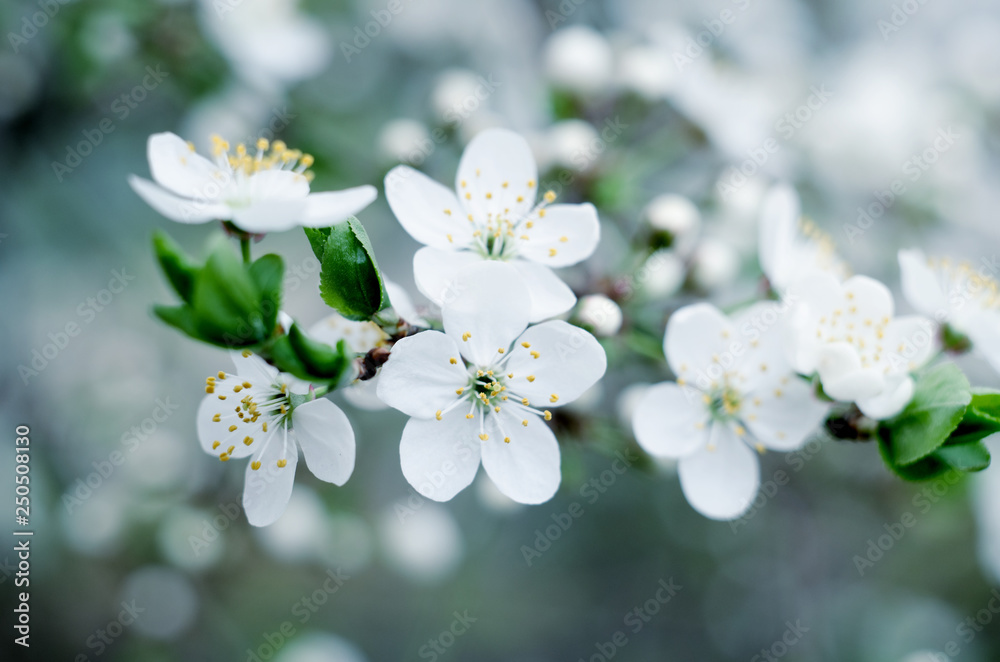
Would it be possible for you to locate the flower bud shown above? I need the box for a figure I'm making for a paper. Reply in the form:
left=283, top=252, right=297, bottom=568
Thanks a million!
left=691, top=238, right=740, bottom=291
left=377, top=119, right=431, bottom=165
left=543, top=26, right=614, bottom=95
left=643, top=194, right=701, bottom=252
left=576, top=294, right=623, bottom=336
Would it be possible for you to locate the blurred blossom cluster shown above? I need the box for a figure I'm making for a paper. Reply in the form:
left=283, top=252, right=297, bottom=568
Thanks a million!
left=3, top=0, right=1000, bottom=660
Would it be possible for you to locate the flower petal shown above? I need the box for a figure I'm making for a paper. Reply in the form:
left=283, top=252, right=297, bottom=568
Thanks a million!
left=413, top=246, right=484, bottom=307
left=293, top=398, right=356, bottom=486
left=884, top=315, right=938, bottom=374
left=300, top=186, right=378, bottom=228
left=507, top=259, right=577, bottom=322
left=242, top=430, right=298, bottom=527
left=384, top=279, right=429, bottom=327
left=898, top=248, right=948, bottom=316
left=247, top=169, right=310, bottom=202
left=730, top=300, right=796, bottom=392
left=308, top=314, right=387, bottom=354
left=758, top=183, right=799, bottom=290
left=516, top=203, right=601, bottom=268
left=147, top=132, right=222, bottom=199
left=456, top=128, right=538, bottom=223
left=814, top=342, right=884, bottom=401
left=385, top=165, right=473, bottom=249
left=745, top=375, right=829, bottom=451
left=441, top=261, right=531, bottom=366
left=230, top=197, right=309, bottom=234
left=376, top=331, right=469, bottom=418
left=480, top=408, right=560, bottom=505
left=128, top=176, right=231, bottom=223
left=195, top=394, right=257, bottom=460
left=503, top=321, right=606, bottom=407
left=342, top=377, right=388, bottom=411
left=677, top=423, right=760, bottom=521
left=632, top=382, right=710, bottom=458
left=230, top=350, right=280, bottom=385
left=969, top=311, right=1000, bottom=375
left=856, top=374, right=914, bottom=420
left=399, top=407, right=482, bottom=502
left=664, top=303, right=734, bottom=385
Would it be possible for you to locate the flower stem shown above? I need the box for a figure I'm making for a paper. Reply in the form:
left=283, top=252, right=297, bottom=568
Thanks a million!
left=240, top=237, right=252, bottom=264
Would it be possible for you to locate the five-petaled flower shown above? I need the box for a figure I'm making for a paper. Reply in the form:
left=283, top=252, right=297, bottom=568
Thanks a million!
left=197, top=351, right=356, bottom=526
left=899, top=248, right=1000, bottom=375
left=384, top=128, right=601, bottom=322
left=632, top=302, right=829, bottom=520
left=758, top=183, right=848, bottom=295
left=376, top=261, right=607, bottom=504
left=788, top=272, right=937, bottom=420
left=129, top=132, right=376, bottom=233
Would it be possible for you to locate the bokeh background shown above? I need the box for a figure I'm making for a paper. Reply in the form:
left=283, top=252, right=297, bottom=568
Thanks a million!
left=3, top=0, right=1000, bottom=660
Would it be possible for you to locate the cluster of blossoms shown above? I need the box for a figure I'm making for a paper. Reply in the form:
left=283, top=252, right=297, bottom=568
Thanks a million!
left=133, top=129, right=605, bottom=524
left=133, top=128, right=996, bottom=526
left=633, top=183, right=999, bottom=520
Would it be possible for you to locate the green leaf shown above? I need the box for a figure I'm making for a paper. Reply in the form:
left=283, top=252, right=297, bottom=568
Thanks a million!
left=153, top=304, right=201, bottom=339
left=152, top=230, right=199, bottom=303
left=877, top=435, right=951, bottom=482
left=302, top=227, right=331, bottom=262
left=287, top=324, right=353, bottom=381
left=934, top=440, right=992, bottom=472
left=191, top=236, right=267, bottom=346
left=882, top=363, right=972, bottom=466
left=968, top=388, right=1000, bottom=426
left=317, top=217, right=389, bottom=321
left=248, top=254, right=284, bottom=335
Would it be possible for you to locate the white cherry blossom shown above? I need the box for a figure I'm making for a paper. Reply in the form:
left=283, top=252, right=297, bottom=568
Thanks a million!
left=788, top=272, right=937, bottom=420
left=899, top=248, right=1000, bottom=374
left=759, top=183, right=848, bottom=294
left=129, top=132, right=376, bottom=233
left=632, top=302, right=829, bottom=520
left=197, top=351, right=355, bottom=526
left=384, top=128, right=601, bottom=322
left=376, top=261, right=606, bottom=504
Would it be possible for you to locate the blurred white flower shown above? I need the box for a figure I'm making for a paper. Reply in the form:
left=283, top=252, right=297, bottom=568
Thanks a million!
left=543, top=25, right=614, bottom=96
left=789, top=273, right=937, bottom=419
left=576, top=294, right=623, bottom=336
left=899, top=249, right=1000, bottom=374
left=120, top=566, right=198, bottom=640
left=632, top=302, right=828, bottom=519
left=640, top=249, right=686, bottom=299
left=758, top=184, right=848, bottom=294
left=643, top=193, right=701, bottom=253
left=129, top=132, right=376, bottom=233
left=543, top=119, right=600, bottom=173
left=197, top=351, right=355, bottom=526
left=385, top=128, right=600, bottom=321
left=377, top=119, right=432, bottom=164
left=430, top=68, right=492, bottom=124
left=197, top=0, right=331, bottom=91
left=690, top=238, right=739, bottom=291
left=276, top=632, right=369, bottom=662
left=618, top=44, right=675, bottom=99
left=378, top=502, right=464, bottom=583
left=377, top=262, right=606, bottom=504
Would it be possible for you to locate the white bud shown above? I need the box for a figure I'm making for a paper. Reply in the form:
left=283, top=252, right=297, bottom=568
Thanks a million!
left=691, top=239, right=740, bottom=291
left=545, top=119, right=600, bottom=172
left=641, top=250, right=686, bottom=298
left=577, top=294, right=623, bottom=336
left=430, top=69, right=485, bottom=123
left=543, top=26, right=614, bottom=95
left=644, top=194, right=701, bottom=239
left=618, top=46, right=674, bottom=99
left=377, top=119, right=431, bottom=164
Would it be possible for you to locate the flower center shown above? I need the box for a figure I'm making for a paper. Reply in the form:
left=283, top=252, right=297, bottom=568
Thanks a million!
left=929, top=256, right=1000, bottom=311
left=707, top=384, right=742, bottom=421
left=455, top=183, right=558, bottom=260
left=209, top=135, right=315, bottom=181
left=204, top=360, right=294, bottom=470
